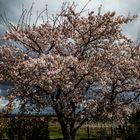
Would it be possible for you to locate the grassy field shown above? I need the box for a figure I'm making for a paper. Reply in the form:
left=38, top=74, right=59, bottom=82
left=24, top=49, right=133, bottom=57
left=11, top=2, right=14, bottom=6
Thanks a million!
left=48, top=121, right=113, bottom=139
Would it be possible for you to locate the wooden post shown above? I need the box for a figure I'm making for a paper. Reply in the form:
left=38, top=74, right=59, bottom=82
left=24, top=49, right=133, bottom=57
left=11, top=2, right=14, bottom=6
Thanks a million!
left=87, top=126, right=90, bottom=140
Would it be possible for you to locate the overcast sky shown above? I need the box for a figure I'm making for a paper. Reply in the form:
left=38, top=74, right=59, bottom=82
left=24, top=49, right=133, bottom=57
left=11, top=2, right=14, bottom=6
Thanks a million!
left=0, top=0, right=140, bottom=40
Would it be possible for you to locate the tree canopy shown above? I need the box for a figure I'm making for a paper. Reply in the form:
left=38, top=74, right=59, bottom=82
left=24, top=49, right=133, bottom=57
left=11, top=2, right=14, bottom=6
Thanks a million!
left=0, top=2, right=140, bottom=140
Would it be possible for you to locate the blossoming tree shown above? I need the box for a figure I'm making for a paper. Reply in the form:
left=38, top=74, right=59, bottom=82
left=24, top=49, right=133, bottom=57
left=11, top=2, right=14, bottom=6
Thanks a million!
left=0, top=2, right=140, bottom=140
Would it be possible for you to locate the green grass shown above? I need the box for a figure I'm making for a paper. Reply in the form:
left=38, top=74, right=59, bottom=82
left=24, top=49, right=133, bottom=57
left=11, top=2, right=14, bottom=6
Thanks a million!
left=76, top=130, right=97, bottom=139
left=49, top=125, right=98, bottom=139
left=49, top=126, right=63, bottom=139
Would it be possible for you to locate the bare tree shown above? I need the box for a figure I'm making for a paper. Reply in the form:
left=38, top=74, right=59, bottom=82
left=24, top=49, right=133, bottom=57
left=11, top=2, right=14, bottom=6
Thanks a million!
left=0, top=2, right=139, bottom=140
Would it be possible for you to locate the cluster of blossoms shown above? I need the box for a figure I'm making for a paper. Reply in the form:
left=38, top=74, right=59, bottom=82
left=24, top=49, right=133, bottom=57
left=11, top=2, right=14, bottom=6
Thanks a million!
left=0, top=2, right=140, bottom=139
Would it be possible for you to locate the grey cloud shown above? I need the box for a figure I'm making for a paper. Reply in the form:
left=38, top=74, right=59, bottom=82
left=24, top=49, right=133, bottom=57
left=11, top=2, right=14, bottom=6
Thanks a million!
left=0, top=0, right=21, bottom=19
left=0, top=0, right=22, bottom=34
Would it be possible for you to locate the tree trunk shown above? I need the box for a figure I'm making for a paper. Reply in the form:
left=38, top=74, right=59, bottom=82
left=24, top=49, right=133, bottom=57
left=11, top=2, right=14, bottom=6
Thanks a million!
left=70, top=132, right=76, bottom=140
left=53, top=89, right=77, bottom=140
left=54, top=106, right=71, bottom=140
left=60, top=121, right=70, bottom=140
left=70, top=120, right=76, bottom=140
left=58, top=116, right=76, bottom=140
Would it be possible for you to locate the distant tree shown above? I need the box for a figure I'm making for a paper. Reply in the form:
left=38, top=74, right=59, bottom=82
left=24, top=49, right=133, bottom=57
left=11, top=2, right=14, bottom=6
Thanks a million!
left=0, top=2, right=140, bottom=140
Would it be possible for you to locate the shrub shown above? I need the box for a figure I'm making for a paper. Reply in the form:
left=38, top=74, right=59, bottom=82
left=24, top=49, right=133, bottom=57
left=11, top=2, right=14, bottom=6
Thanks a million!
left=113, top=110, right=140, bottom=140
left=0, top=116, right=49, bottom=140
